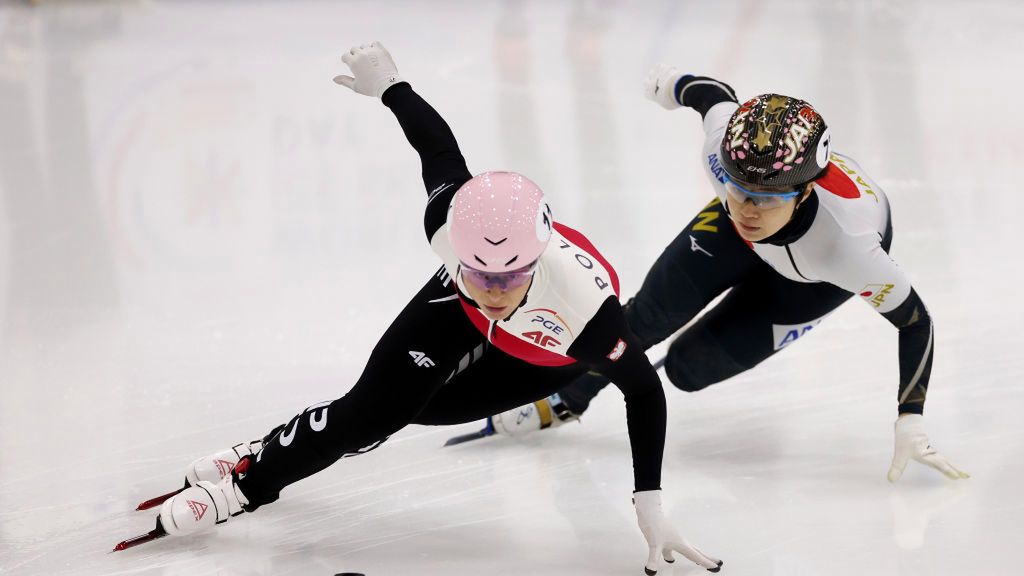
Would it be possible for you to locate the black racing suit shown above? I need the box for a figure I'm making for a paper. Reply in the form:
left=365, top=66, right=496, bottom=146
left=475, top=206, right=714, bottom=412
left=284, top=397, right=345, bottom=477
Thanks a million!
left=235, top=83, right=667, bottom=508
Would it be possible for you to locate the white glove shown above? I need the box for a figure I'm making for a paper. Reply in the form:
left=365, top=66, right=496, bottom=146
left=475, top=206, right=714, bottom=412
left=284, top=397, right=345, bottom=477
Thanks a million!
left=887, top=414, right=969, bottom=482
left=333, top=41, right=404, bottom=98
left=633, top=490, right=722, bottom=574
left=643, top=63, right=685, bottom=110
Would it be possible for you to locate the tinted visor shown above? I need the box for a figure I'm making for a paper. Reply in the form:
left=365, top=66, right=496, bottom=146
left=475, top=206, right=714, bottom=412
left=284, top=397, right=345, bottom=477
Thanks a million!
left=724, top=175, right=801, bottom=209
left=460, top=261, right=537, bottom=291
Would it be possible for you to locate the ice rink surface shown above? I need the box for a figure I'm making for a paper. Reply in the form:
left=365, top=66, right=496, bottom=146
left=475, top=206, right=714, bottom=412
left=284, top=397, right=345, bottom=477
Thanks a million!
left=1, top=0, right=1022, bottom=574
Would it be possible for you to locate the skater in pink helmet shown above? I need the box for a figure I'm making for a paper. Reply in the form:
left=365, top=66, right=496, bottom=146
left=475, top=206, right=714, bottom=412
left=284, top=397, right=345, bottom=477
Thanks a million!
left=118, top=43, right=722, bottom=576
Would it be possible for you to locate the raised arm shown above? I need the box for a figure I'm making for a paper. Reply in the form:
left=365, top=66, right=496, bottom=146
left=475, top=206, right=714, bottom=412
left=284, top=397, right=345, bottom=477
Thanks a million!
left=644, top=64, right=738, bottom=118
left=644, top=65, right=742, bottom=202
left=381, top=83, right=472, bottom=196
left=334, top=42, right=472, bottom=240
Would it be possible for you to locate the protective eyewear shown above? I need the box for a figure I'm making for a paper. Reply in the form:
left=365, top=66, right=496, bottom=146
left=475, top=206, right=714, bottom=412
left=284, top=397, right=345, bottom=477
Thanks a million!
left=723, top=175, right=801, bottom=209
left=460, top=262, right=537, bottom=292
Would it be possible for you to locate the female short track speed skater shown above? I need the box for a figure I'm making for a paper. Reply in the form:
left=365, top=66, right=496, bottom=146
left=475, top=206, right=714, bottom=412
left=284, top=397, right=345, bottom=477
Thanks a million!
left=488, top=64, right=967, bottom=484
left=115, top=44, right=722, bottom=575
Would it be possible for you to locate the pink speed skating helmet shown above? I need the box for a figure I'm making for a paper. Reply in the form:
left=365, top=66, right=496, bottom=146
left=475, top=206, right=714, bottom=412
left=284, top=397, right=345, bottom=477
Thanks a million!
left=448, top=171, right=552, bottom=274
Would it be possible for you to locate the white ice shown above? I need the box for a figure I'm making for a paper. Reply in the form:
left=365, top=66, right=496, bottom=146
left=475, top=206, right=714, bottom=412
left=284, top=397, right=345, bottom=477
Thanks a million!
left=1, top=1, right=1022, bottom=575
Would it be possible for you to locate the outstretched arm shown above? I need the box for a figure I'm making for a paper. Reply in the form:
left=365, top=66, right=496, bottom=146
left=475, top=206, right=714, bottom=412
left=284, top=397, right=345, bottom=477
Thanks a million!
left=334, top=41, right=472, bottom=240
left=569, top=297, right=723, bottom=575
left=644, top=64, right=738, bottom=117
left=570, top=297, right=666, bottom=492
left=381, top=83, right=472, bottom=196
left=880, top=286, right=968, bottom=481
left=835, top=239, right=968, bottom=482
left=881, top=287, right=934, bottom=415
left=643, top=64, right=741, bottom=207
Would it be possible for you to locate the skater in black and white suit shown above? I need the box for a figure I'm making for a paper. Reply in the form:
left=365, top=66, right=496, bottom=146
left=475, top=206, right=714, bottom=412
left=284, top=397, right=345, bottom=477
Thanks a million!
left=494, top=65, right=968, bottom=485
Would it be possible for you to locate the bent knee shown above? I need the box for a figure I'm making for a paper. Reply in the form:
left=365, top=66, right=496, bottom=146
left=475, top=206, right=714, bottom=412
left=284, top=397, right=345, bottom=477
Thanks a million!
left=664, top=359, right=715, bottom=393
left=664, top=327, right=751, bottom=393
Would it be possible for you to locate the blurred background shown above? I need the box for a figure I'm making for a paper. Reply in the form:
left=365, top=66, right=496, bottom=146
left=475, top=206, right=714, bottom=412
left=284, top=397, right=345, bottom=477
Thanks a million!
left=1, top=1, right=1021, bottom=575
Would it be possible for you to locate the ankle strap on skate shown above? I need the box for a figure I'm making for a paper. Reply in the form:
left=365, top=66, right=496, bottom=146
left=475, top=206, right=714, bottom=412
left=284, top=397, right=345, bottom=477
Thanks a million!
left=542, top=393, right=578, bottom=428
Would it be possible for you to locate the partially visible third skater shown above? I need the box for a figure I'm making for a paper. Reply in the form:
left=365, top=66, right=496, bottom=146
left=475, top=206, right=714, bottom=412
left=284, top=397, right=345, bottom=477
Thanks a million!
left=117, top=44, right=723, bottom=575
left=486, top=64, right=968, bottom=484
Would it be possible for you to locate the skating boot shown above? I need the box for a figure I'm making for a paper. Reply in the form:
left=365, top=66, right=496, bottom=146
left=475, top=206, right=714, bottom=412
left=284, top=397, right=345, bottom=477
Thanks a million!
left=445, top=393, right=580, bottom=446
left=491, top=392, right=580, bottom=436
left=135, top=440, right=262, bottom=511
left=159, top=455, right=251, bottom=536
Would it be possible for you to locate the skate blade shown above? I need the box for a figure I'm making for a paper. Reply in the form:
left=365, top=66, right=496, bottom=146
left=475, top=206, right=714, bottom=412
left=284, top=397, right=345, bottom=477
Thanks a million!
left=135, top=486, right=187, bottom=511
left=443, top=418, right=496, bottom=447
left=443, top=429, right=494, bottom=446
left=112, top=518, right=167, bottom=552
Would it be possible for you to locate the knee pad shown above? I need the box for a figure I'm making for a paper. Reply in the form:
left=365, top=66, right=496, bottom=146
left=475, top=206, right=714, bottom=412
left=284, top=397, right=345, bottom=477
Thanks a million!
left=664, top=326, right=748, bottom=393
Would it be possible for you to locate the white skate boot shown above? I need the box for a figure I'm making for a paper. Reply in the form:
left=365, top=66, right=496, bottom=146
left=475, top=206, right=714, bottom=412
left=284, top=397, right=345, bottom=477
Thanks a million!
left=114, top=451, right=259, bottom=551
left=134, top=439, right=262, bottom=511
left=491, top=392, right=579, bottom=437
left=159, top=457, right=251, bottom=536
left=184, top=440, right=263, bottom=485
left=444, top=393, right=580, bottom=446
